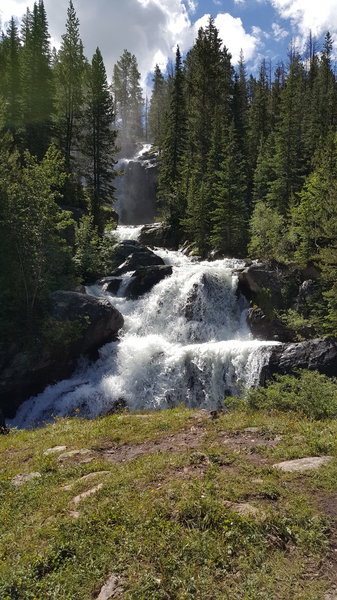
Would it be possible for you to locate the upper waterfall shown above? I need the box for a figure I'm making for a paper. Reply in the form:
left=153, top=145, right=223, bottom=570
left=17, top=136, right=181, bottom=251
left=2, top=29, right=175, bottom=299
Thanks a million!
left=115, top=144, right=158, bottom=225
left=12, top=226, right=278, bottom=428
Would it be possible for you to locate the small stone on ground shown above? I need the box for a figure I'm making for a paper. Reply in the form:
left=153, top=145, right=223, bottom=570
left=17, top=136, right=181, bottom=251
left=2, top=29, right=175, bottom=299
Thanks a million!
left=223, top=501, right=265, bottom=519
left=72, top=484, right=103, bottom=505
left=96, top=574, right=124, bottom=600
left=43, top=445, right=67, bottom=455
left=273, top=456, right=333, bottom=472
left=61, top=471, right=110, bottom=491
left=11, top=472, right=41, bottom=486
left=58, top=449, right=91, bottom=461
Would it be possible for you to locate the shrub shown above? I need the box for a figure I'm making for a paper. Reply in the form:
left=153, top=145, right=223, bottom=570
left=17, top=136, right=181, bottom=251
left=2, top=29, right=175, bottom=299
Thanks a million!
left=244, top=370, right=337, bottom=420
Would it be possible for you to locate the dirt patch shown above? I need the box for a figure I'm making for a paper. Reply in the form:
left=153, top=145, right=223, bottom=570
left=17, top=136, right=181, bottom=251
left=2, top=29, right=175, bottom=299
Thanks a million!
left=97, top=430, right=205, bottom=465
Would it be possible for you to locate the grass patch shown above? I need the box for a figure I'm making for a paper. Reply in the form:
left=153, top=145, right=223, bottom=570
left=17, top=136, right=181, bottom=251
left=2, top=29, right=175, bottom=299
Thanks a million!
left=0, top=405, right=336, bottom=599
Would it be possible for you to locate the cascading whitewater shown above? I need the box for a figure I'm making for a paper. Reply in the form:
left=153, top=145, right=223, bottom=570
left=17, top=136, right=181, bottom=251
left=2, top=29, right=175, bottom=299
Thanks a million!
left=13, top=226, right=278, bottom=428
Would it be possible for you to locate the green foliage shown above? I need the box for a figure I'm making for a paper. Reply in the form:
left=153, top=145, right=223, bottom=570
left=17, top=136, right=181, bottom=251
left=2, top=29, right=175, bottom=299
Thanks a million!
left=112, top=49, right=144, bottom=151
left=84, top=48, right=117, bottom=228
left=0, top=139, right=76, bottom=338
left=244, top=370, right=337, bottom=420
left=73, top=214, right=116, bottom=281
left=248, top=201, right=287, bottom=261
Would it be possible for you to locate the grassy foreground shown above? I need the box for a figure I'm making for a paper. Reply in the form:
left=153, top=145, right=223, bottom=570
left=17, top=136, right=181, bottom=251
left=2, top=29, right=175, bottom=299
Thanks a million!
left=1, top=405, right=337, bottom=600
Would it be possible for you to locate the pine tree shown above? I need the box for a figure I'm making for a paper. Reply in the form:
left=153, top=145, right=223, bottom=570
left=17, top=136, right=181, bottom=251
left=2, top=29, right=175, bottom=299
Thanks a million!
left=2, top=18, right=22, bottom=138
left=148, top=64, right=168, bottom=151
left=112, top=50, right=143, bottom=152
left=248, top=60, right=271, bottom=172
left=83, top=47, right=117, bottom=228
left=180, top=18, right=234, bottom=252
left=54, top=0, right=86, bottom=175
left=158, top=46, right=187, bottom=232
left=267, top=52, right=306, bottom=213
left=21, top=1, right=53, bottom=157
left=210, top=122, right=248, bottom=256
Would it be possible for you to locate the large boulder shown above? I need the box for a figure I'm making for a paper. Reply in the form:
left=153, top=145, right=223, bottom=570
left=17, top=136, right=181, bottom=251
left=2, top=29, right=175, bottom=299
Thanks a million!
left=237, top=262, right=285, bottom=309
left=139, top=223, right=178, bottom=250
left=0, top=292, right=124, bottom=419
left=97, top=276, right=123, bottom=295
left=260, top=337, right=337, bottom=384
left=247, top=308, right=294, bottom=342
left=50, top=291, right=123, bottom=354
left=112, top=249, right=165, bottom=275
left=124, top=265, right=173, bottom=299
left=111, top=240, right=145, bottom=267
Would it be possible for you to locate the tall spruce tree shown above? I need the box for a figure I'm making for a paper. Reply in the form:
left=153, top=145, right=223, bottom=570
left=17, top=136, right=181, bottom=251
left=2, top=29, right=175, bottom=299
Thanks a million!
left=54, top=0, right=85, bottom=177
left=112, top=50, right=143, bottom=153
left=2, top=18, right=22, bottom=138
left=84, top=47, right=117, bottom=228
left=210, top=122, right=248, bottom=256
left=158, top=46, right=187, bottom=234
left=182, top=18, right=234, bottom=252
left=21, top=1, right=53, bottom=157
left=148, top=64, right=168, bottom=151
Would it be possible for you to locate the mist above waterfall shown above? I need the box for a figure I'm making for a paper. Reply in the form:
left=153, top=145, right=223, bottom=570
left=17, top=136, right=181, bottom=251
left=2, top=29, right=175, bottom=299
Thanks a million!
left=12, top=226, right=278, bottom=428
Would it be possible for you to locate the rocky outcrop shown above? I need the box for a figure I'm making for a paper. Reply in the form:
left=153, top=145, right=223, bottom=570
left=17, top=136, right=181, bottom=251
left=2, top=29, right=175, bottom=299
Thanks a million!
left=0, top=292, right=124, bottom=419
left=113, top=249, right=165, bottom=276
left=50, top=291, right=123, bottom=354
left=139, top=223, right=178, bottom=250
left=237, top=262, right=285, bottom=309
left=124, top=265, right=173, bottom=299
left=260, top=337, right=337, bottom=384
left=98, top=277, right=123, bottom=295
left=247, top=308, right=294, bottom=342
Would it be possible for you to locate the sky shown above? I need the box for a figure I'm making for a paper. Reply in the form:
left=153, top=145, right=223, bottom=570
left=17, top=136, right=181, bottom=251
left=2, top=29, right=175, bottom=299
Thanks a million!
left=1, top=0, right=337, bottom=89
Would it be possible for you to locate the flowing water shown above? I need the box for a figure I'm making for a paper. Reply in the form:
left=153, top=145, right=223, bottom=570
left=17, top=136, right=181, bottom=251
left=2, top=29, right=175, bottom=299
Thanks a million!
left=13, top=226, right=278, bottom=428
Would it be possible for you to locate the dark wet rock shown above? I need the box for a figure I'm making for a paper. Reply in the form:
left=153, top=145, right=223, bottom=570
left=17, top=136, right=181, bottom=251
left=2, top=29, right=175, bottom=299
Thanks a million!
left=0, top=292, right=124, bottom=419
left=112, top=240, right=143, bottom=265
left=260, top=337, right=337, bottom=384
left=139, top=223, right=178, bottom=250
left=237, top=262, right=284, bottom=309
left=98, top=276, right=123, bottom=295
left=247, top=308, right=294, bottom=342
left=124, top=265, right=173, bottom=299
left=112, top=249, right=165, bottom=275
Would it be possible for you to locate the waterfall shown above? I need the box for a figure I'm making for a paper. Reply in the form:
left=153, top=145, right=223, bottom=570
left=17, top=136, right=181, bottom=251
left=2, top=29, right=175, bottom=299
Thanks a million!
left=12, top=225, right=279, bottom=428
left=115, top=145, right=158, bottom=225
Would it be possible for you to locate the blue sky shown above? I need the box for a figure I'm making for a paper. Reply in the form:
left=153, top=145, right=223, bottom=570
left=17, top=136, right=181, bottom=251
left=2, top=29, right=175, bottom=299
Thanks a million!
left=1, top=0, right=336, bottom=87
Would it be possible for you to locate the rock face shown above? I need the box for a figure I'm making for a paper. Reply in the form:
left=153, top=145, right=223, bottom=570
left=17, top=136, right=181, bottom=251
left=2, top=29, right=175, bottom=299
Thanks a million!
left=99, top=277, right=123, bottom=295
left=0, top=292, right=124, bottom=419
left=237, top=262, right=284, bottom=309
left=260, top=337, right=337, bottom=384
left=139, top=222, right=178, bottom=250
left=113, top=249, right=165, bottom=275
left=50, top=292, right=123, bottom=355
left=124, top=265, right=173, bottom=299
left=247, top=308, right=294, bottom=342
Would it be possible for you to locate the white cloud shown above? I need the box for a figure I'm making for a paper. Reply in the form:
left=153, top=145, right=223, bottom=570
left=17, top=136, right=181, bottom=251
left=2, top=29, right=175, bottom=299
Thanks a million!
left=272, top=22, right=289, bottom=40
left=193, top=13, right=262, bottom=62
left=1, top=0, right=261, bottom=90
left=270, top=0, right=337, bottom=38
left=0, top=0, right=34, bottom=27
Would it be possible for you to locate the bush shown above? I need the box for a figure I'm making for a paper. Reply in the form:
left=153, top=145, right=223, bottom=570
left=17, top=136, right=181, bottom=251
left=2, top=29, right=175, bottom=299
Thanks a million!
left=244, top=370, right=337, bottom=420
